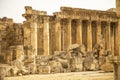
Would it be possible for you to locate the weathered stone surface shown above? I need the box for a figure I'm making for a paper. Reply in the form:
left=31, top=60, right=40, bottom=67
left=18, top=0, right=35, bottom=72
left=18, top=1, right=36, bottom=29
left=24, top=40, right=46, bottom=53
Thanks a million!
left=0, top=0, right=120, bottom=79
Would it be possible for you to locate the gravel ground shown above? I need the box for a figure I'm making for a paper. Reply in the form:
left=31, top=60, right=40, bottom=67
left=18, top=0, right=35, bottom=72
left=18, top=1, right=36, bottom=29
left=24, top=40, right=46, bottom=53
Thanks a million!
left=5, top=71, right=114, bottom=80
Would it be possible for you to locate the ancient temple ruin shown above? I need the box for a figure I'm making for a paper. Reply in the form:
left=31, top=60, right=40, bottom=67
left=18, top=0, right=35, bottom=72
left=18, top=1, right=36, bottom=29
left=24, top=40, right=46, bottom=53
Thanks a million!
left=0, top=0, right=120, bottom=80
left=22, top=6, right=118, bottom=56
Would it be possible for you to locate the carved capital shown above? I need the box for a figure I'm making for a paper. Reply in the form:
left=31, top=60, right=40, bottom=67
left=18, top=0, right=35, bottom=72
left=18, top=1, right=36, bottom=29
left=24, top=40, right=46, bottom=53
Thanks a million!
left=66, top=18, right=72, bottom=25
left=76, top=19, right=82, bottom=25
left=96, top=21, right=101, bottom=26
left=61, top=19, right=67, bottom=25
left=104, top=21, right=110, bottom=27
left=87, top=20, right=92, bottom=25
left=31, top=15, right=38, bottom=22
left=55, top=18, right=61, bottom=23
left=38, top=17, right=44, bottom=24
left=43, top=16, right=50, bottom=23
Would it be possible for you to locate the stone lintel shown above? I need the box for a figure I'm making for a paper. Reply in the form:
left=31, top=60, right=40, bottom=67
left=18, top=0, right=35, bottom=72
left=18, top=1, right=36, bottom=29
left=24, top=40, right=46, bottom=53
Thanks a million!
left=60, top=7, right=72, bottom=12
left=25, top=6, right=32, bottom=14
left=0, top=17, right=13, bottom=24
left=25, top=6, right=47, bottom=15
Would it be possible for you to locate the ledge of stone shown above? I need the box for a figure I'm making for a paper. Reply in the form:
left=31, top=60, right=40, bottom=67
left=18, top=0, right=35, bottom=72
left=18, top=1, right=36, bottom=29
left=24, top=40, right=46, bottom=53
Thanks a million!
left=25, top=6, right=47, bottom=15
left=109, top=56, right=120, bottom=63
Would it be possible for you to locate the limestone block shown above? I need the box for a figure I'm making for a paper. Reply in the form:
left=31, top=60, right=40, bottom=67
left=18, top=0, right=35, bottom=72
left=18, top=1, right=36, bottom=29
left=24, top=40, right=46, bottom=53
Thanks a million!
left=49, top=61, right=62, bottom=73
left=25, top=62, right=36, bottom=74
left=0, top=67, right=5, bottom=80
left=101, top=62, right=113, bottom=72
left=37, top=66, right=51, bottom=74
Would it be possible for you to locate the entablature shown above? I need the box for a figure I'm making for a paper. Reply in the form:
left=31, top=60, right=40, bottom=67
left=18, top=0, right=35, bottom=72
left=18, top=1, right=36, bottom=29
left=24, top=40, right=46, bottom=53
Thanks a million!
left=54, top=7, right=118, bottom=22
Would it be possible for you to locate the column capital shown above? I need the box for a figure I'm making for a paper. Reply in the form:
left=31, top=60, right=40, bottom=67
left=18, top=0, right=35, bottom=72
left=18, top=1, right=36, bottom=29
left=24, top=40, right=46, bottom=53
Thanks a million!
left=66, top=18, right=72, bottom=25
left=38, top=17, right=44, bottom=24
left=105, top=21, right=111, bottom=27
left=96, top=21, right=101, bottom=25
left=31, top=15, right=38, bottom=22
left=77, top=19, right=82, bottom=24
left=87, top=20, right=92, bottom=26
left=43, top=16, right=50, bottom=22
left=55, top=17, right=61, bottom=24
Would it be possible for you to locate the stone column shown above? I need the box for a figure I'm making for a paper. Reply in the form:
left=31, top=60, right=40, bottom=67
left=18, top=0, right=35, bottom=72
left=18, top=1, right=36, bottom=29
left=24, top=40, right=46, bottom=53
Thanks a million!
left=117, top=19, right=120, bottom=55
left=109, top=1, right=120, bottom=80
left=77, top=19, right=82, bottom=45
left=116, top=0, right=120, bottom=17
left=114, top=62, right=120, bottom=80
left=60, top=20, right=66, bottom=51
left=67, top=19, right=72, bottom=48
left=106, top=21, right=111, bottom=50
left=30, top=16, right=38, bottom=56
left=96, top=21, right=101, bottom=44
left=0, top=30, right=1, bottom=55
left=87, top=20, right=92, bottom=51
left=55, top=18, right=61, bottom=51
left=115, top=0, right=120, bottom=56
left=112, top=21, right=120, bottom=80
left=109, top=56, right=120, bottom=80
left=43, top=17, right=50, bottom=55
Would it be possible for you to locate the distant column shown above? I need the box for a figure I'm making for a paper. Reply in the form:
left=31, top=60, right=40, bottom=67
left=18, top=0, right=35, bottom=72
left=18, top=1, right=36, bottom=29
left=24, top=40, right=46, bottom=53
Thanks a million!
left=67, top=19, right=72, bottom=49
left=43, top=17, right=50, bottom=55
left=96, top=21, right=101, bottom=44
left=77, top=19, right=82, bottom=45
left=109, top=1, right=120, bottom=80
left=106, top=21, right=111, bottom=50
left=0, top=30, right=1, bottom=55
left=87, top=20, right=92, bottom=51
left=55, top=18, right=61, bottom=51
left=30, top=15, right=38, bottom=56
left=115, top=0, right=120, bottom=55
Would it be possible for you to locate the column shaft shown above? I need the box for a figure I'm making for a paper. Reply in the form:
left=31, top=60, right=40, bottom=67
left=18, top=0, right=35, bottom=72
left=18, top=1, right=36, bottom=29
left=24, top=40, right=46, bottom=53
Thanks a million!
left=67, top=19, right=72, bottom=48
left=114, top=63, right=120, bottom=80
left=96, top=21, right=101, bottom=44
left=77, top=19, right=82, bottom=45
left=30, top=21, right=38, bottom=56
left=43, top=17, right=50, bottom=55
left=118, top=19, right=120, bottom=56
left=55, top=18, right=61, bottom=51
left=87, top=20, right=92, bottom=51
left=105, top=22, right=111, bottom=50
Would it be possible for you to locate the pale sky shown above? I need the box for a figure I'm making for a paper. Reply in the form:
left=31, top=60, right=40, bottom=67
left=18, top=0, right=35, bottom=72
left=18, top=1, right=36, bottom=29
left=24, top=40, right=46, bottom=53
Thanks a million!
left=0, top=0, right=116, bottom=23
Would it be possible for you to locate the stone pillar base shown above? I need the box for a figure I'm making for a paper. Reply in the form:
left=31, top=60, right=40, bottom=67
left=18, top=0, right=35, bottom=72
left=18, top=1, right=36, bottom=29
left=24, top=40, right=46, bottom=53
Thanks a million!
left=109, top=56, right=120, bottom=80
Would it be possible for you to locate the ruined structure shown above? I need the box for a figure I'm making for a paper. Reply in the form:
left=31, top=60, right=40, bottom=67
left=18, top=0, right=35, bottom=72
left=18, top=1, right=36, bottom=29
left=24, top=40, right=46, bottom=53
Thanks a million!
left=0, top=0, right=120, bottom=80
left=0, top=17, right=23, bottom=63
left=22, top=6, right=117, bottom=56
left=109, top=0, right=120, bottom=80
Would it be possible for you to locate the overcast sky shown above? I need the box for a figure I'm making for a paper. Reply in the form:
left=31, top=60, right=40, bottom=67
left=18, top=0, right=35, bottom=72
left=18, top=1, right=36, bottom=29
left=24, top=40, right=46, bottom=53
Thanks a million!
left=0, top=0, right=116, bottom=23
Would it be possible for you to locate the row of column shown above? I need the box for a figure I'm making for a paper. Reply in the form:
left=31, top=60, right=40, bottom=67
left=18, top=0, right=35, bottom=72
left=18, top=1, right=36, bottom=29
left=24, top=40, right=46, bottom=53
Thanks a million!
left=54, top=18, right=112, bottom=52
left=43, top=17, right=113, bottom=55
